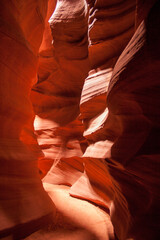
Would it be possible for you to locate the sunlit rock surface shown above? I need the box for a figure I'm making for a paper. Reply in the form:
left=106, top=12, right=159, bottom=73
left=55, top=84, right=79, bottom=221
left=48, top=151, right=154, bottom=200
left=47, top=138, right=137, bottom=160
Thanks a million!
left=70, top=1, right=160, bottom=240
left=0, top=0, right=160, bottom=239
left=25, top=183, right=115, bottom=240
left=42, top=1, right=159, bottom=240
left=31, top=0, right=89, bottom=181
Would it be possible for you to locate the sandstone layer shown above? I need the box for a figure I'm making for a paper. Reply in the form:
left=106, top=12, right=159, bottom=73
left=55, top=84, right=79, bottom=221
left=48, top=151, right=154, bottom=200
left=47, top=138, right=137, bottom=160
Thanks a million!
left=0, top=0, right=160, bottom=240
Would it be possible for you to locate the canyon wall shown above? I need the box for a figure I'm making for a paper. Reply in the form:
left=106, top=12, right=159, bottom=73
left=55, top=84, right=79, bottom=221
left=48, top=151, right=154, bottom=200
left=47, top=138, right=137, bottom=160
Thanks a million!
left=0, top=0, right=55, bottom=238
left=0, top=0, right=160, bottom=239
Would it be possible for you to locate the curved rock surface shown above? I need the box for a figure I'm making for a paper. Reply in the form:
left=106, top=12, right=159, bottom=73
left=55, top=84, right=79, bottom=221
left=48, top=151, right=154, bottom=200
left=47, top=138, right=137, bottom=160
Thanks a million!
left=0, top=0, right=57, bottom=239
left=0, top=0, right=160, bottom=239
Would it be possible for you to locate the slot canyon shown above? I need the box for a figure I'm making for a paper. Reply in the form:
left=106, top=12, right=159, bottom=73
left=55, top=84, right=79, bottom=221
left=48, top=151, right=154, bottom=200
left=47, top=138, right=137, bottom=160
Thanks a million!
left=0, top=0, right=160, bottom=239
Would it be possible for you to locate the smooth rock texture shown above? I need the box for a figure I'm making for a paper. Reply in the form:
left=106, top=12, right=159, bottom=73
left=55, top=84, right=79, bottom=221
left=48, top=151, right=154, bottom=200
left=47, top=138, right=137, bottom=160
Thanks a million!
left=35, top=0, right=160, bottom=239
left=0, top=1, right=56, bottom=239
left=69, top=1, right=160, bottom=240
left=25, top=184, right=115, bottom=240
left=1, top=0, right=160, bottom=239
left=31, top=0, right=89, bottom=180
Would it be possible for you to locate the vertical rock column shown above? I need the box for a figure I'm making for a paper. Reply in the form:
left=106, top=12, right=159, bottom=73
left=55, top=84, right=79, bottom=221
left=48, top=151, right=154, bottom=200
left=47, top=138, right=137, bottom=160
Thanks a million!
left=70, top=1, right=160, bottom=239
left=31, top=0, right=89, bottom=181
left=70, top=1, right=136, bottom=239
left=0, top=0, right=54, bottom=238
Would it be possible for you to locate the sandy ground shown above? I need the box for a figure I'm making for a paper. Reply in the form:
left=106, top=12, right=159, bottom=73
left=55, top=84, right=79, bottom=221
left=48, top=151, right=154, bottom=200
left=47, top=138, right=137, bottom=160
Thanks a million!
left=2, top=184, right=134, bottom=240
left=24, top=184, right=115, bottom=240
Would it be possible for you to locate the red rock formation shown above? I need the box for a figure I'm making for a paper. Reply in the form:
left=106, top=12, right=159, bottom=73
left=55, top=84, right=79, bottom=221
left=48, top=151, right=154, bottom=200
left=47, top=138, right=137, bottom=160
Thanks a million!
left=69, top=1, right=160, bottom=239
left=0, top=0, right=160, bottom=239
left=30, top=0, right=89, bottom=179
left=0, top=0, right=55, bottom=239
left=32, top=0, right=160, bottom=239
left=36, top=0, right=136, bottom=180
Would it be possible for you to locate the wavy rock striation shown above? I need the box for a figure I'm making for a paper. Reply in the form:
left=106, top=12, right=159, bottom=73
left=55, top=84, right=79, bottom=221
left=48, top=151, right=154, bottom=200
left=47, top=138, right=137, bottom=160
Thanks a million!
left=1, top=0, right=160, bottom=239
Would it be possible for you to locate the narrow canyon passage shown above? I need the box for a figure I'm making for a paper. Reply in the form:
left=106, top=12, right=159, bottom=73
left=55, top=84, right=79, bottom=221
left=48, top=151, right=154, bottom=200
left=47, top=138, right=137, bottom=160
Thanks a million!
left=0, top=0, right=160, bottom=240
